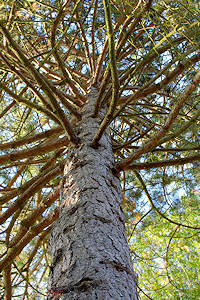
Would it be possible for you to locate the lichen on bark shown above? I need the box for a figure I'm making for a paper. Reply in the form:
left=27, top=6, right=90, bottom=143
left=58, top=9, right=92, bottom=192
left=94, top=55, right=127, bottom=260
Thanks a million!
left=47, top=88, right=138, bottom=300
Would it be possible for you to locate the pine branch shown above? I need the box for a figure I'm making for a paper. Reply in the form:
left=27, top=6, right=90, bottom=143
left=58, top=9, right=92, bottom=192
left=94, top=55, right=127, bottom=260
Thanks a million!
left=3, top=265, right=12, bottom=300
left=0, top=209, right=59, bottom=272
left=0, top=136, right=68, bottom=166
left=10, top=188, right=59, bottom=247
left=0, top=51, right=53, bottom=111
left=155, top=105, right=200, bottom=147
left=92, top=15, right=125, bottom=104
left=0, top=82, right=62, bottom=125
left=92, top=0, right=119, bottom=147
left=0, top=162, right=63, bottom=225
left=76, top=10, right=93, bottom=74
left=116, top=69, right=200, bottom=170
left=116, top=0, right=153, bottom=56
left=0, top=126, right=63, bottom=151
left=124, top=153, right=200, bottom=170
left=40, top=0, right=81, bottom=67
left=91, top=0, right=98, bottom=73
left=0, top=22, right=79, bottom=144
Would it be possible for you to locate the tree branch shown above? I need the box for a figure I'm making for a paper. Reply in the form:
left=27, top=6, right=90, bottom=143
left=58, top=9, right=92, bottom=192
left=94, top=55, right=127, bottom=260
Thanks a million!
left=0, top=82, right=62, bottom=125
left=0, top=126, right=63, bottom=151
left=10, top=187, right=59, bottom=247
left=116, top=69, right=200, bottom=171
left=0, top=137, right=68, bottom=166
left=0, top=209, right=59, bottom=272
left=124, top=153, right=200, bottom=170
left=0, top=22, right=79, bottom=144
left=0, top=162, right=63, bottom=224
left=92, top=0, right=119, bottom=147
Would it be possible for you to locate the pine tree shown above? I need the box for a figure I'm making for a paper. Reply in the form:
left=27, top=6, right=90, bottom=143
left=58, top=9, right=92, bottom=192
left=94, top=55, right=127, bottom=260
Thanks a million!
left=0, top=0, right=199, bottom=299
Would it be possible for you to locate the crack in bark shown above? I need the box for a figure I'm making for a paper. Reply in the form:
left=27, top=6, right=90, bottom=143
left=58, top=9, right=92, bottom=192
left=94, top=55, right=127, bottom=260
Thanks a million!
left=99, top=260, right=133, bottom=275
left=108, top=178, right=119, bottom=191
left=50, top=248, right=63, bottom=270
left=93, top=214, right=112, bottom=224
left=50, top=277, right=102, bottom=295
left=63, top=224, right=75, bottom=234
left=62, top=201, right=87, bottom=215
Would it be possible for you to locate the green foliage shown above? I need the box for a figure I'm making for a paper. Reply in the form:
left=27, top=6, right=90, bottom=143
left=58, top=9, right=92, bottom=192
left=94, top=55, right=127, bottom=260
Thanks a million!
left=124, top=164, right=200, bottom=299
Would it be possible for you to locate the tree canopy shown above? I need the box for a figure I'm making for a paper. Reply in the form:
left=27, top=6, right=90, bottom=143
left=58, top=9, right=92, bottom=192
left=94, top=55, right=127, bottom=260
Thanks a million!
left=0, top=0, right=200, bottom=299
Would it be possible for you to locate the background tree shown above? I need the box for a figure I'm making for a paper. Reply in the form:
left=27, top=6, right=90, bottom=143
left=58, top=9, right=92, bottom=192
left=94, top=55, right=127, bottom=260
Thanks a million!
left=0, top=0, right=200, bottom=299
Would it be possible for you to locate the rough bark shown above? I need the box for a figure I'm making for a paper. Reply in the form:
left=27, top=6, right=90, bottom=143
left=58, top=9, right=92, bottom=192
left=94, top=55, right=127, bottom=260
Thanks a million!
left=47, top=88, right=138, bottom=300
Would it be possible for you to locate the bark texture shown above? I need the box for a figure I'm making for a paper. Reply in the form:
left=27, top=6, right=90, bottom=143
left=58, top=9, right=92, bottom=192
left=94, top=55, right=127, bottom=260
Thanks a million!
left=47, top=88, right=138, bottom=300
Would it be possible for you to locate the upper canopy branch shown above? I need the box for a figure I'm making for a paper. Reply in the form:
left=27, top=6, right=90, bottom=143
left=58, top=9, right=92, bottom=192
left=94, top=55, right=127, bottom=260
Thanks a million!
left=91, top=0, right=119, bottom=147
left=0, top=21, right=80, bottom=144
left=116, top=69, right=200, bottom=171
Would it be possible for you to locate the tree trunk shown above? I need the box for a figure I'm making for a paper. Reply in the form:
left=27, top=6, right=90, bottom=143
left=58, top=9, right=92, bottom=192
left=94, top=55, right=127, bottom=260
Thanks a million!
left=47, top=87, right=138, bottom=300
